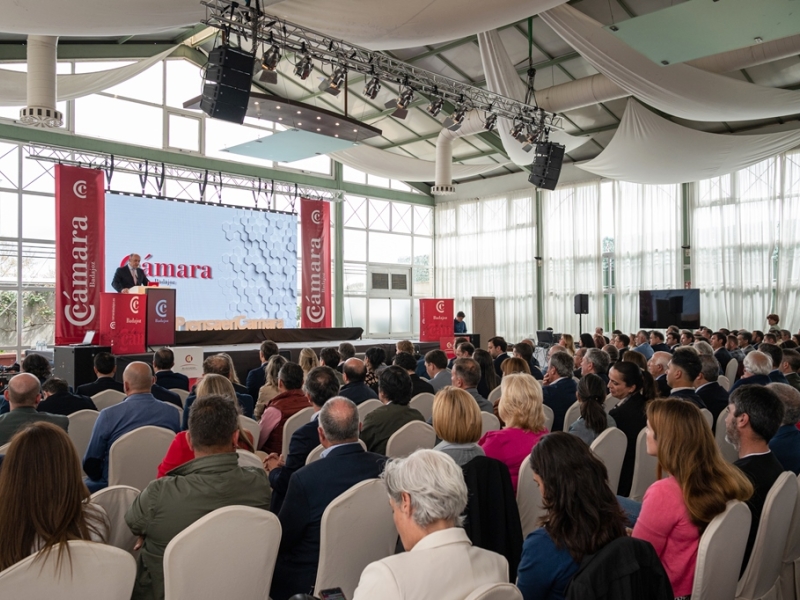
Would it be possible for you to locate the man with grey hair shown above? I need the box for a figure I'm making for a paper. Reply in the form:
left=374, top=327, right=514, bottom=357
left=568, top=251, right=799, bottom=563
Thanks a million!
left=272, top=397, right=384, bottom=600
left=693, top=340, right=714, bottom=357
left=0, top=372, right=68, bottom=446
left=581, top=348, right=610, bottom=384
left=543, top=351, right=579, bottom=431
left=632, top=330, right=654, bottom=360
left=767, top=382, right=800, bottom=474
left=694, top=354, right=729, bottom=427
left=730, top=351, right=773, bottom=393
left=451, top=357, right=492, bottom=413
left=648, top=351, right=672, bottom=397
left=353, top=449, right=508, bottom=600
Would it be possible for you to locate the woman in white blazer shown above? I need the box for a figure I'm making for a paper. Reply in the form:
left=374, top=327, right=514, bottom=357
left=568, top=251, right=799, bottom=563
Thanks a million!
left=352, top=449, right=509, bottom=600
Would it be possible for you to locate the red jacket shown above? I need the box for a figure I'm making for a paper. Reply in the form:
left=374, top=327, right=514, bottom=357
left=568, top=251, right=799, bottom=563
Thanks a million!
left=259, top=388, right=311, bottom=454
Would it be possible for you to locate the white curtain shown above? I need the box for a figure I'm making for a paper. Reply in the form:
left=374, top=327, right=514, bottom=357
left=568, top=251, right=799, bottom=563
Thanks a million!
left=542, top=182, right=603, bottom=334
left=776, top=151, right=800, bottom=333
left=613, top=182, right=682, bottom=333
left=435, top=190, right=537, bottom=342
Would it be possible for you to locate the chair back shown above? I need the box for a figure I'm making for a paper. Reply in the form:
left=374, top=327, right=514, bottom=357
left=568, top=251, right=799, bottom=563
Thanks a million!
left=92, top=389, right=126, bottom=411
left=481, top=412, right=501, bottom=436
left=628, top=427, right=658, bottom=501
left=542, top=404, right=554, bottom=432
left=725, top=358, right=739, bottom=383
left=315, top=479, right=397, bottom=598
left=282, top=406, right=314, bottom=457
left=516, top=455, right=544, bottom=538
left=90, top=485, right=141, bottom=556
left=604, top=393, right=618, bottom=412
left=717, top=375, right=731, bottom=392
left=0, top=540, right=136, bottom=599
left=780, top=475, right=800, bottom=600
left=238, top=415, right=261, bottom=449
left=562, top=401, right=581, bottom=432
left=108, top=426, right=176, bottom=491
left=357, top=399, right=382, bottom=422
left=715, top=409, right=739, bottom=464
left=464, top=583, right=524, bottom=600
left=699, top=408, right=713, bottom=430
left=169, top=388, right=190, bottom=407
left=409, top=392, right=435, bottom=421
left=0, top=442, right=9, bottom=454
left=68, top=409, right=99, bottom=461
left=488, top=386, right=502, bottom=405
left=691, top=500, right=751, bottom=600
left=385, top=421, right=436, bottom=458
left=236, top=449, right=264, bottom=469
left=163, top=506, right=281, bottom=600
left=737, top=472, right=798, bottom=600
left=589, top=427, right=627, bottom=494
left=306, top=440, right=367, bottom=465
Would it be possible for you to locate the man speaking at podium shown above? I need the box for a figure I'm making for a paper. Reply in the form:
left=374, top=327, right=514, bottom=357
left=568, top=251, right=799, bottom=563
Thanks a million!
left=111, top=253, right=149, bottom=293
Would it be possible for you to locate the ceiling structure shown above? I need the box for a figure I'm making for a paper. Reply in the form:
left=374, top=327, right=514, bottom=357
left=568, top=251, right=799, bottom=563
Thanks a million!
left=1, top=0, right=800, bottom=188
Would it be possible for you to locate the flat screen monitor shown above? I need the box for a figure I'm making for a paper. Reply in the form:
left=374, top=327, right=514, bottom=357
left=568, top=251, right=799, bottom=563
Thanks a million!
left=536, top=330, right=554, bottom=346
left=639, top=289, right=701, bottom=329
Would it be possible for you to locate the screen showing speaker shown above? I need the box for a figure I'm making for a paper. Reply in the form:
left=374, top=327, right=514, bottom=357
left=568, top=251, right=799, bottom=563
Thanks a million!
left=639, top=289, right=700, bottom=329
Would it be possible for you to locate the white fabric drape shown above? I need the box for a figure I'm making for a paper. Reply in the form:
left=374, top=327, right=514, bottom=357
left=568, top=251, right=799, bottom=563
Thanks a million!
left=540, top=4, right=800, bottom=122
left=435, top=190, right=537, bottom=342
left=0, top=48, right=175, bottom=106
left=775, top=151, right=800, bottom=333
left=578, top=99, right=800, bottom=185
left=613, top=182, right=682, bottom=334
left=542, top=182, right=603, bottom=334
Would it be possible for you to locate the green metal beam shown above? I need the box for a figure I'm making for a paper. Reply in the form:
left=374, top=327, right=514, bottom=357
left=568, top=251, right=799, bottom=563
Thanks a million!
left=0, top=43, right=177, bottom=61
left=172, top=24, right=214, bottom=45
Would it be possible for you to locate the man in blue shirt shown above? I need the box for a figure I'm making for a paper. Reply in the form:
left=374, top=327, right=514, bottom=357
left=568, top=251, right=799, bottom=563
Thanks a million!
left=83, top=361, right=181, bottom=492
left=454, top=311, right=467, bottom=334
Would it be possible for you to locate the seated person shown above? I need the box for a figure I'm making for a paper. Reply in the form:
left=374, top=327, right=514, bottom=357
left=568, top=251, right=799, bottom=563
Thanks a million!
left=338, top=357, right=379, bottom=405
left=541, top=350, right=578, bottom=431
left=76, top=351, right=124, bottom=397
left=38, top=377, right=96, bottom=416
left=0, top=353, right=53, bottom=415
left=152, top=347, right=190, bottom=392
left=568, top=374, right=615, bottom=445
left=258, top=362, right=311, bottom=454
left=432, top=387, right=485, bottom=467
left=246, top=339, right=279, bottom=400
left=767, top=383, right=800, bottom=474
left=0, top=373, right=68, bottom=446
left=182, top=355, right=255, bottom=428
left=255, top=355, right=287, bottom=419
left=360, top=366, right=424, bottom=455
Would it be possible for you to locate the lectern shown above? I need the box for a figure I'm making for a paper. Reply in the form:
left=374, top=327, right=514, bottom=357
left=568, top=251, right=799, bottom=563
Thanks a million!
left=99, top=288, right=176, bottom=354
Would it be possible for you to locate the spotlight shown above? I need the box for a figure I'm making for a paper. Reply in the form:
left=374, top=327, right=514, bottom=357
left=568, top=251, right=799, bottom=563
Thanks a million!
left=510, top=120, right=526, bottom=141
left=443, top=102, right=468, bottom=131
left=426, top=97, right=444, bottom=117
left=484, top=112, right=497, bottom=131
left=318, top=65, right=347, bottom=96
left=364, top=75, right=381, bottom=100
left=259, top=45, right=281, bottom=84
left=384, top=86, right=414, bottom=119
left=293, top=55, right=313, bottom=80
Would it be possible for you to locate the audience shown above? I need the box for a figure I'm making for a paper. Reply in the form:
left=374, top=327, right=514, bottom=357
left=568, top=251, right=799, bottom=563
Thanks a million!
left=152, top=347, right=190, bottom=392
left=694, top=354, right=729, bottom=427
left=500, top=356, right=531, bottom=377
left=76, top=351, right=124, bottom=397
left=361, top=366, right=424, bottom=455
left=432, top=387, right=485, bottom=466
left=352, top=450, right=508, bottom=600
left=338, top=357, right=380, bottom=405
left=21, top=353, right=52, bottom=384
left=258, top=362, right=312, bottom=454
left=246, top=340, right=279, bottom=400
left=38, top=377, right=96, bottom=415
left=181, top=355, right=255, bottom=428
left=648, top=351, right=672, bottom=397
left=632, top=330, right=654, bottom=359
left=665, top=347, right=706, bottom=408
left=513, top=341, right=543, bottom=380
left=767, top=383, right=800, bottom=474
left=621, top=349, right=647, bottom=371
left=710, top=332, right=734, bottom=372
left=558, top=334, right=576, bottom=356
left=320, top=347, right=344, bottom=385
left=759, top=343, right=790, bottom=385
left=450, top=358, right=492, bottom=413
left=255, top=354, right=288, bottom=419
left=473, top=348, right=498, bottom=398
left=0, top=373, right=68, bottom=446
left=338, top=342, right=356, bottom=366
left=649, top=331, right=670, bottom=353
left=393, top=351, right=434, bottom=397
left=364, top=347, right=386, bottom=392
left=730, top=351, right=773, bottom=392
left=781, top=349, right=800, bottom=393
left=568, top=374, right=614, bottom=445
left=424, top=350, right=452, bottom=392
left=580, top=348, right=610, bottom=385
left=488, top=336, right=510, bottom=378
left=298, top=347, right=320, bottom=378
left=542, top=350, right=578, bottom=432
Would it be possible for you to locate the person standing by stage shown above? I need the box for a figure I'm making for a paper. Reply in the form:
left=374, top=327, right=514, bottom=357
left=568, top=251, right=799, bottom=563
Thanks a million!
left=454, top=311, right=467, bottom=334
left=111, top=253, right=149, bottom=293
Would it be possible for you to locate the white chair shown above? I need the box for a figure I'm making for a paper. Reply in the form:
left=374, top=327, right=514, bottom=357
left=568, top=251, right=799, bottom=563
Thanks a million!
left=68, top=409, right=99, bottom=462
left=628, top=427, right=658, bottom=501
left=0, top=442, right=10, bottom=454
left=516, top=455, right=544, bottom=538
left=543, top=404, right=554, bottom=432
left=357, top=399, right=383, bottom=422
left=314, top=479, right=398, bottom=598
left=487, top=386, right=502, bottom=405
left=282, top=406, right=314, bottom=457
left=163, top=506, right=281, bottom=600
left=239, top=415, right=261, bottom=449
left=90, top=485, right=141, bottom=556
left=465, top=583, right=524, bottom=600
left=92, top=389, right=126, bottom=411
left=691, top=500, right=752, bottom=600
left=736, top=472, right=798, bottom=600
left=481, top=412, right=501, bottom=436
left=718, top=375, right=731, bottom=392
left=700, top=408, right=714, bottom=430
left=590, top=427, right=627, bottom=495
left=236, top=449, right=264, bottom=470
left=562, top=401, right=581, bottom=432
left=716, top=410, right=739, bottom=464
left=726, top=358, right=739, bottom=384
left=604, top=393, right=618, bottom=412
left=385, top=421, right=436, bottom=458
left=306, top=440, right=368, bottom=465
left=107, top=426, right=176, bottom=491
left=409, top=392, right=435, bottom=421
left=780, top=475, right=800, bottom=600
left=170, top=388, right=190, bottom=407
left=0, top=540, right=136, bottom=599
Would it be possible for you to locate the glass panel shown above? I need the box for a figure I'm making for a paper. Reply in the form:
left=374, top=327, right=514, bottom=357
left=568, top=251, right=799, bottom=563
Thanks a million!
left=343, top=296, right=366, bottom=329
left=164, top=178, right=197, bottom=201
left=107, top=171, right=145, bottom=194
left=367, top=174, right=390, bottom=188
left=0, top=142, right=19, bottom=189
left=22, top=195, right=54, bottom=240
left=279, top=155, right=331, bottom=175
left=413, top=267, right=432, bottom=296
left=21, top=242, right=55, bottom=284
left=343, top=263, right=367, bottom=293
left=0, top=241, right=17, bottom=283
left=342, top=165, right=366, bottom=184
left=103, top=62, right=163, bottom=104
left=369, top=199, right=391, bottom=231
left=0, top=192, right=18, bottom=237
left=391, top=180, right=411, bottom=192
left=75, top=60, right=134, bottom=74
left=414, top=236, right=432, bottom=266
left=0, top=106, right=20, bottom=120
left=166, top=59, right=204, bottom=109
left=368, top=298, right=390, bottom=335
left=391, top=298, right=411, bottom=333
left=343, top=229, right=366, bottom=262
left=392, top=202, right=412, bottom=233
left=21, top=156, right=55, bottom=193
left=21, top=290, right=55, bottom=347
left=205, top=119, right=274, bottom=169
left=368, top=232, right=412, bottom=264
left=168, top=113, right=200, bottom=151
left=412, top=300, right=420, bottom=336
left=0, top=291, right=17, bottom=346
left=74, top=95, right=163, bottom=148
left=414, top=206, right=432, bottom=235
left=344, top=196, right=366, bottom=228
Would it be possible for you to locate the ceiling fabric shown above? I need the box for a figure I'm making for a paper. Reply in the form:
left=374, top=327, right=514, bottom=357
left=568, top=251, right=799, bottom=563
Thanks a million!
left=330, top=144, right=507, bottom=182
left=578, top=99, right=800, bottom=184
left=539, top=4, right=800, bottom=122
left=0, top=48, right=176, bottom=106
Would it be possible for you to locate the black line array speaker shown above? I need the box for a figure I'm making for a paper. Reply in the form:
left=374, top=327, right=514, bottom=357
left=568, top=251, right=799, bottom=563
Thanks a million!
left=574, top=294, right=589, bottom=315
left=200, top=45, right=254, bottom=124
left=528, top=142, right=566, bottom=191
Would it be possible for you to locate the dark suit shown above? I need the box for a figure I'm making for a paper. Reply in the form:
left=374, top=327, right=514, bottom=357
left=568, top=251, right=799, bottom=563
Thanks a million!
left=650, top=343, right=670, bottom=354
left=271, top=443, right=385, bottom=600
left=410, top=374, right=434, bottom=397
left=769, top=370, right=790, bottom=385
left=181, top=391, right=254, bottom=429
left=110, top=266, right=148, bottom=292
left=696, top=382, right=729, bottom=431
left=655, top=374, right=671, bottom=398
left=786, top=372, right=800, bottom=394
left=493, top=353, right=509, bottom=379
left=542, top=377, right=578, bottom=431
left=76, top=376, right=124, bottom=397
left=714, top=348, right=734, bottom=373
left=246, top=364, right=267, bottom=401
left=269, top=417, right=321, bottom=515
left=769, top=424, right=800, bottom=475
left=609, top=392, right=648, bottom=498
left=154, top=370, right=190, bottom=392
left=669, top=388, right=706, bottom=409
left=730, top=374, right=772, bottom=393
left=360, top=402, right=424, bottom=455
left=37, top=391, right=96, bottom=416
left=338, top=381, right=378, bottom=405
left=151, top=384, right=182, bottom=408
left=0, top=407, right=69, bottom=446
left=530, top=364, right=544, bottom=381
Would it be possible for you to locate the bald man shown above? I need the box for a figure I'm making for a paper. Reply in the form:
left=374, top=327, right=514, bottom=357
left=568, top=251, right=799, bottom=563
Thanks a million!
left=0, top=373, right=69, bottom=446
left=83, top=361, right=181, bottom=492
left=111, top=253, right=149, bottom=293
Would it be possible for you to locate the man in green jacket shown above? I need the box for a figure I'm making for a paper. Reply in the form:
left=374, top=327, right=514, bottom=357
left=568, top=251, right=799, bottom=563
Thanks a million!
left=125, top=394, right=271, bottom=600
left=0, top=373, right=68, bottom=445
left=360, top=366, right=424, bottom=455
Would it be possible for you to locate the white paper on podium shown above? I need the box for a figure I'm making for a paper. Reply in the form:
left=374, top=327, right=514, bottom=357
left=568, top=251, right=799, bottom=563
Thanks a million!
left=174, top=346, right=204, bottom=379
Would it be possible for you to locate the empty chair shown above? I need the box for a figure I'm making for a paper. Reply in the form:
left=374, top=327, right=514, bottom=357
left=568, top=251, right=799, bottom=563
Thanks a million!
left=780, top=475, right=800, bottom=600
left=409, top=392, right=435, bottom=421
left=170, top=388, right=190, bottom=407
left=306, top=440, right=367, bottom=465
left=590, top=427, right=627, bottom=494
left=314, top=479, right=398, bottom=598
left=90, top=485, right=141, bottom=556
left=516, top=455, right=544, bottom=538
left=236, top=449, right=264, bottom=469
left=716, top=410, right=739, bottom=464
left=163, top=506, right=281, bottom=600
left=385, top=421, right=436, bottom=458
left=92, top=389, right=126, bottom=411
left=107, top=426, right=176, bottom=491
left=691, top=500, right=752, bottom=600
left=718, top=375, right=731, bottom=392
left=481, top=412, right=501, bottom=436
left=0, top=540, right=136, bottom=599
left=726, top=358, right=739, bottom=384
left=628, top=427, right=658, bottom=501
left=488, top=386, right=502, bottom=405
left=239, top=415, right=261, bottom=449
left=736, top=472, right=798, bottom=600
left=543, top=404, right=554, bottom=432
left=68, top=409, right=99, bottom=462
left=357, top=399, right=382, bottom=422
left=562, top=401, right=581, bottom=432
left=464, top=583, right=524, bottom=600
left=700, top=408, right=713, bottom=430
left=282, top=406, right=314, bottom=457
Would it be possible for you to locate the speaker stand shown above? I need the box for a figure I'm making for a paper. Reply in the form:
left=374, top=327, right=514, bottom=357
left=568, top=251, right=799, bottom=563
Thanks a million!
left=579, top=314, right=582, bottom=337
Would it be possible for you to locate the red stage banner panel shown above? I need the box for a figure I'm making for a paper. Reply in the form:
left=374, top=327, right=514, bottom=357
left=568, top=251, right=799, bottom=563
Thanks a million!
left=419, top=299, right=454, bottom=342
left=99, top=293, right=145, bottom=355
left=145, top=288, right=176, bottom=346
left=440, top=337, right=457, bottom=359
left=55, top=165, right=105, bottom=345
left=300, top=198, right=331, bottom=328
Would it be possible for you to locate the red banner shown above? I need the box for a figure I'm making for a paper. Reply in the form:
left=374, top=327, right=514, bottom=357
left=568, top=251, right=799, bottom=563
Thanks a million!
left=300, top=198, right=331, bottom=328
left=145, top=288, right=176, bottom=346
left=419, top=299, right=454, bottom=342
left=99, top=293, right=145, bottom=355
left=55, top=165, right=105, bottom=345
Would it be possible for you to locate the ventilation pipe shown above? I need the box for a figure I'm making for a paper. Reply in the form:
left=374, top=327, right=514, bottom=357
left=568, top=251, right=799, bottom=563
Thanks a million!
left=432, top=110, right=488, bottom=194
left=20, top=35, right=62, bottom=128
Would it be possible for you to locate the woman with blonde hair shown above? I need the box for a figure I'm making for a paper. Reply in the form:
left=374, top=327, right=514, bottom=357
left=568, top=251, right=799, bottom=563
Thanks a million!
left=217, top=352, right=242, bottom=385
left=478, top=373, right=548, bottom=492
left=558, top=333, right=576, bottom=357
left=157, top=374, right=255, bottom=477
left=298, top=347, right=319, bottom=377
left=256, top=354, right=287, bottom=419
left=500, top=356, right=531, bottom=377
left=432, top=387, right=485, bottom=467
left=632, top=398, right=753, bottom=598
left=0, top=422, right=108, bottom=571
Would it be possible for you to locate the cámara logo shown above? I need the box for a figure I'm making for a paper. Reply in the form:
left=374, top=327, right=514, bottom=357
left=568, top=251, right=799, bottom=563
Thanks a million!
left=436, top=300, right=445, bottom=313
left=130, top=297, right=140, bottom=314
left=155, top=299, right=168, bottom=318
left=119, top=254, right=213, bottom=279
left=73, top=180, right=87, bottom=199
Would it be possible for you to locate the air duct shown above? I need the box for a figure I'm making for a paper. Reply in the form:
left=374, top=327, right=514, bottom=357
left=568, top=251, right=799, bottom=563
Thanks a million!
left=20, top=35, right=62, bottom=128
left=432, top=110, right=487, bottom=194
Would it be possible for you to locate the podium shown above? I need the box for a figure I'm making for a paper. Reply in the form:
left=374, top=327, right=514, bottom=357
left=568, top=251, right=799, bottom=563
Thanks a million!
left=99, top=288, right=176, bottom=355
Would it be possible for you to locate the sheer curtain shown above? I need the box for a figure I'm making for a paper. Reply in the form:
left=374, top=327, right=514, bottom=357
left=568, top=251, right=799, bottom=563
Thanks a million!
left=542, top=182, right=603, bottom=335
left=776, top=151, right=800, bottom=333
left=435, top=190, right=537, bottom=341
left=613, top=182, right=682, bottom=334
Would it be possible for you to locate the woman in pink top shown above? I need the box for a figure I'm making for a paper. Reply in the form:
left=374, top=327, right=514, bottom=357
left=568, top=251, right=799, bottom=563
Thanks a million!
left=632, top=399, right=753, bottom=598
left=479, top=373, right=548, bottom=492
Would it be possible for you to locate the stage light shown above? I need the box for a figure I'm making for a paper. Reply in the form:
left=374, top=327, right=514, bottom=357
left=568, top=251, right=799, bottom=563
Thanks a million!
left=364, top=75, right=381, bottom=100
left=293, top=54, right=313, bottom=80
left=443, top=101, right=468, bottom=131
left=385, top=86, right=414, bottom=119
left=426, top=97, right=444, bottom=117
left=318, top=65, right=347, bottom=96
left=484, top=112, right=497, bottom=131
left=510, top=120, right=526, bottom=141
left=259, top=45, right=281, bottom=84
